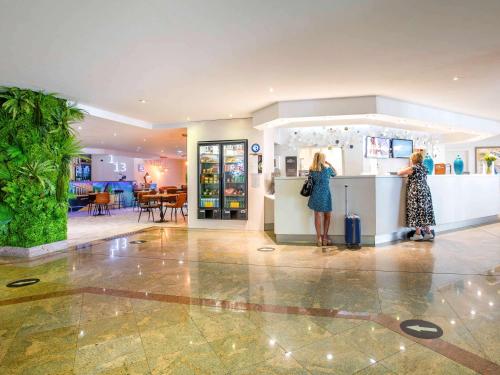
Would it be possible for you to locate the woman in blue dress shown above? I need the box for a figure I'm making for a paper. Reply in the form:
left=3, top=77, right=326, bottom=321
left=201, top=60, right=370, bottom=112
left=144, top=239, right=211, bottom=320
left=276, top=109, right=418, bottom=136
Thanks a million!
left=308, top=152, right=337, bottom=246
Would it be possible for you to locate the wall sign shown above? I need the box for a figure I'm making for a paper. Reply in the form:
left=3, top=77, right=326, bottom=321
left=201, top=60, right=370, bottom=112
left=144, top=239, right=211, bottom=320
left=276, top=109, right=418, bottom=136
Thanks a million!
left=108, top=155, right=126, bottom=173
left=251, top=143, right=261, bottom=153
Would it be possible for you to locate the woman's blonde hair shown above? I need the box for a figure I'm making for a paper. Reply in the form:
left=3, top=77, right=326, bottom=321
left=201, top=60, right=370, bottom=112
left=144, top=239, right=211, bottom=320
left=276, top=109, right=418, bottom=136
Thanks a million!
left=411, top=151, right=424, bottom=165
left=310, top=152, right=326, bottom=171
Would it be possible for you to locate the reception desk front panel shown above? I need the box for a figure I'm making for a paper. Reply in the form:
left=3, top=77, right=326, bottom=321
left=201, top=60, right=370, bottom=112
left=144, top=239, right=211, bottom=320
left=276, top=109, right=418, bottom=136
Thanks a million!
left=274, top=175, right=499, bottom=245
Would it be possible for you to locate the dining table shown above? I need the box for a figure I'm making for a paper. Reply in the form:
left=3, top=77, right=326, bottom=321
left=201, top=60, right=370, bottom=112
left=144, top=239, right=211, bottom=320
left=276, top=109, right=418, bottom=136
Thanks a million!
left=143, top=193, right=178, bottom=223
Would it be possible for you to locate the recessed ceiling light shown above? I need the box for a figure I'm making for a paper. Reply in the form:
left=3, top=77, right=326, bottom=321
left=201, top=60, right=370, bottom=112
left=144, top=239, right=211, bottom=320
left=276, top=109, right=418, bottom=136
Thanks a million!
left=161, top=150, right=164, bottom=153
left=269, top=87, right=274, bottom=93
left=453, top=76, right=460, bottom=81
left=113, top=132, right=117, bottom=137
left=229, top=114, right=233, bottom=118
left=186, top=117, right=191, bottom=121
left=77, top=126, right=82, bottom=130
left=143, top=138, right=147, bottom=142
left=139, top=99, right=147, bottom=103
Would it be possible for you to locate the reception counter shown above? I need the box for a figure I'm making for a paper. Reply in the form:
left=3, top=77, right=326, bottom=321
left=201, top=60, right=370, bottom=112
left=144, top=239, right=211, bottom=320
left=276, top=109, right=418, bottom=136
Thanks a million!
left=274, top=174, right=500, bottom=245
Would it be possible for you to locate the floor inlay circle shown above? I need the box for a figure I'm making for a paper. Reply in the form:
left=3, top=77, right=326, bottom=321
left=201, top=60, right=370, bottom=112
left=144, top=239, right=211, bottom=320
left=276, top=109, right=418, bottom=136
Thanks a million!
left=257, top=246, right=276, bottom=252
left=6, top=278, right=40, bottom=288
left=400, top=319, right=443, bottom=339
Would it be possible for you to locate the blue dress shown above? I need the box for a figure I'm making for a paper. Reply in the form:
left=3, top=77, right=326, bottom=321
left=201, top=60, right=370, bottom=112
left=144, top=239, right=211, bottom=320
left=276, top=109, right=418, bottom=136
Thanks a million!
left=308, top=167, right=335, bottom=212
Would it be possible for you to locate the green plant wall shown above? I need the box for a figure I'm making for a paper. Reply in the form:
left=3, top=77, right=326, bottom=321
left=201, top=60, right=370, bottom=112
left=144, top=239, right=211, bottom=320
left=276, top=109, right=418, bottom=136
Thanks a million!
left=0, top=87, right=84, bottom=247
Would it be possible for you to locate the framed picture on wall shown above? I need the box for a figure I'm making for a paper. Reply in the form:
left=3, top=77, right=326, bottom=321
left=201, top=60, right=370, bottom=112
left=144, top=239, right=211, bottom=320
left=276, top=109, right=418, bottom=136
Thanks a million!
left=475, top=146, right=500, bottom=173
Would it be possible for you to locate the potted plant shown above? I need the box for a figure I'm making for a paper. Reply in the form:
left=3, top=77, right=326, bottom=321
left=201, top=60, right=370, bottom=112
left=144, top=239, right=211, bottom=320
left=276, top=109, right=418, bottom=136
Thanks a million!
left=483, top=153, right=497, bottom=174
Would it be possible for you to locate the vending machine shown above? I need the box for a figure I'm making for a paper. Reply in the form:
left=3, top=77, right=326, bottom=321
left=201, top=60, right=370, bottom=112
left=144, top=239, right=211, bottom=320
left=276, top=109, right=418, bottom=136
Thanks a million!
left=197, top=140, right=248, bottom=220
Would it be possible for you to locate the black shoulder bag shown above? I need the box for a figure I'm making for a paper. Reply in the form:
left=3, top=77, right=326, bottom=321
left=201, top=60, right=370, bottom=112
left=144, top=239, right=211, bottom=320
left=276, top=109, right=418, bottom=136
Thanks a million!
left=300, top=174, right=313, bottom=197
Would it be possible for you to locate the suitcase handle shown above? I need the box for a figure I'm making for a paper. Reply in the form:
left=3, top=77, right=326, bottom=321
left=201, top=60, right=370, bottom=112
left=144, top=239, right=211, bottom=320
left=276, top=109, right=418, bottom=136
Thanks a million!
left=344, top=185, right=348, bottom=216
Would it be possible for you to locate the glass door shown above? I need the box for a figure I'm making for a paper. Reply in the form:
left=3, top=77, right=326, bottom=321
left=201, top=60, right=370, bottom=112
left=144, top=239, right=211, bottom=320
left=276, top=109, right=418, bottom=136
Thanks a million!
left=198, top=143, right=220, bottom=210
left=222, top=142, right=247, bottom=212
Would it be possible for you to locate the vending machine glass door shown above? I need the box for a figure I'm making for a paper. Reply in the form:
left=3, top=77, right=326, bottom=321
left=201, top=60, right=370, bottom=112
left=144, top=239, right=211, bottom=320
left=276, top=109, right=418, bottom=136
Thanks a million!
left=198, top=143, right=221, bottom=209
left=222, top=142, right=246, bottom=211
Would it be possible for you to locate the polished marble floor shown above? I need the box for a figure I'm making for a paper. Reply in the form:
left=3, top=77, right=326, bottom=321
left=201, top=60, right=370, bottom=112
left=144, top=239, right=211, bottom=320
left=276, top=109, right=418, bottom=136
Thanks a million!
left=67, top=207, right=186, bottom=247
left=0, top=222, right=499, bottom=374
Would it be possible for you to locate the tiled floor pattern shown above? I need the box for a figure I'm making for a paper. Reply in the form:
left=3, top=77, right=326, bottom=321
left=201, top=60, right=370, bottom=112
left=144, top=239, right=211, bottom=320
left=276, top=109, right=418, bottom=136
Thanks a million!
left=0, top=222, right=499, bottom=374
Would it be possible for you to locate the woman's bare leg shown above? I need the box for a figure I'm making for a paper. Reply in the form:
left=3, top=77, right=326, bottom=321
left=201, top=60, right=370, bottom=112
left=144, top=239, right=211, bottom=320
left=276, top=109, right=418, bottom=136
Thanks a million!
left=323, top=212, right=331, bottom=244
left=314, top=211, right=322, bottom=244
left=415, top=227, right=422, bottom=235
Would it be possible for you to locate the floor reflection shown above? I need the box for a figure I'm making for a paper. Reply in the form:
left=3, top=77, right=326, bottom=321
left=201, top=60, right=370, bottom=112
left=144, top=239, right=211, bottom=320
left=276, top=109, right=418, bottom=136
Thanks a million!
left=0, top=222, right=499, bottom=374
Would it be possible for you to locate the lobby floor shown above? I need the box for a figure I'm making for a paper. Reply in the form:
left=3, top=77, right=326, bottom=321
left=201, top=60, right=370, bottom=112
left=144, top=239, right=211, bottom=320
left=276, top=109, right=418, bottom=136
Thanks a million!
left=0, top=223, right=499, bottom=374
left=67, top=207, right=186, bottom=247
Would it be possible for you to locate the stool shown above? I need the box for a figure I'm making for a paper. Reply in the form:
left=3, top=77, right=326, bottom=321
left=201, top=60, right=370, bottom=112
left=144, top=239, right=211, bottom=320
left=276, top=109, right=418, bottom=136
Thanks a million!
left=113, top=189, right=125, bottom=209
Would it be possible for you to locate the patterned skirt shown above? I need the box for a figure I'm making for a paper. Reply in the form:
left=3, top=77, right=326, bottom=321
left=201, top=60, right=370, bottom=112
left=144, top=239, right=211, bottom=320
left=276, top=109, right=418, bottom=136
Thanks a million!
left=406, top=182, right=436, bottom=227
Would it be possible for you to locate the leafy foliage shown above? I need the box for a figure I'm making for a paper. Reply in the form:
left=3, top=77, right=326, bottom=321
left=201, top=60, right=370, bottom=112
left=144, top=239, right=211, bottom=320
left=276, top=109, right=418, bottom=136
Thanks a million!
left=0, top=87, right=85, bottom=247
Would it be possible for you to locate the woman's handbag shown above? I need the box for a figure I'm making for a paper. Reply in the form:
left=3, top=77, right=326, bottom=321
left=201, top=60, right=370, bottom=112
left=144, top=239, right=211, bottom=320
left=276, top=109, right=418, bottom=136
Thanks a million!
left=300, top=175, right=313, bottom=197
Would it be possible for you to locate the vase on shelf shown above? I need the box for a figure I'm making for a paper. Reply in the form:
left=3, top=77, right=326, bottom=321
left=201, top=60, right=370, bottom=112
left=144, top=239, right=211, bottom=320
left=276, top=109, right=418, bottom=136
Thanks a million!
left=486, top=161, right=493, bottom=175
left=453, top=155, right=464, bottom=175
left=423, top=154, right=434, bottom=175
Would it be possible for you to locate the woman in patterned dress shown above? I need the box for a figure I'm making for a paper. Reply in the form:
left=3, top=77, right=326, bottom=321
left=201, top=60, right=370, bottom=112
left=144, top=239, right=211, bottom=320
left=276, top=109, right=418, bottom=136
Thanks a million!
left=398, top=152, right=436, bottom=241
left=308, top=152, right=337, bottom=246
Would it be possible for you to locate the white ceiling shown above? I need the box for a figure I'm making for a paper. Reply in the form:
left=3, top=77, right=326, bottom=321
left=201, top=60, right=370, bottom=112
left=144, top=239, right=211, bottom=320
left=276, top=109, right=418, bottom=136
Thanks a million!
left=75, top=116, right=186, bottom=158
left=1, top=0, right=500, bottom=131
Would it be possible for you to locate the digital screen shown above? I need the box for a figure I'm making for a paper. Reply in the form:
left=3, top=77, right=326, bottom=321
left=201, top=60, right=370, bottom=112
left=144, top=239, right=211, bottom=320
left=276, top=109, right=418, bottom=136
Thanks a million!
left=392, top=139, right=413, bottom=158
left=74, top=164, right=91, bottom=181
left=365, top=137, right=390, bottom=159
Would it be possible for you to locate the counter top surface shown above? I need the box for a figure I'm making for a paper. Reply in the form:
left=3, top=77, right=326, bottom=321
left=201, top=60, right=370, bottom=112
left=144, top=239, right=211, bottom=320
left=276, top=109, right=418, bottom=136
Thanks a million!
left=275, top=174, right=497, bottom=180
left=275, top=175, right=400, bottom=180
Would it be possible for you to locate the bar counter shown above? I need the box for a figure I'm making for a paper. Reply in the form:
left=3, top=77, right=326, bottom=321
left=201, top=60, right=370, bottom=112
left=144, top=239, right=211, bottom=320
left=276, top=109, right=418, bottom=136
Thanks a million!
left=69, top=181, right=135, bottom=211
left=273, top=174, right=500, bottom=245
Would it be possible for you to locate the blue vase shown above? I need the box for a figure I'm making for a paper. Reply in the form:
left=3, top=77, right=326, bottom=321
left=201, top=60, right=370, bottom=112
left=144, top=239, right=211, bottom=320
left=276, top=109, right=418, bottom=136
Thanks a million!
left=453, top=155, right=464, bottom=175
left=423, top=154, right=434, bottom=175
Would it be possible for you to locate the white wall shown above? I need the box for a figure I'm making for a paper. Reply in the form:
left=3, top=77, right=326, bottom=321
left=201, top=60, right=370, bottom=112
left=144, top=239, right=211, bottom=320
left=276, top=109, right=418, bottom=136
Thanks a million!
left=145, top=158, right=187, bottom=187
left=187, top=118, right=264, bottom=230
left=91, top=154, right=186, bottom=186
left=444, top=135, right=500, bottom=173
left=91, top=154, right=143, bottom=181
